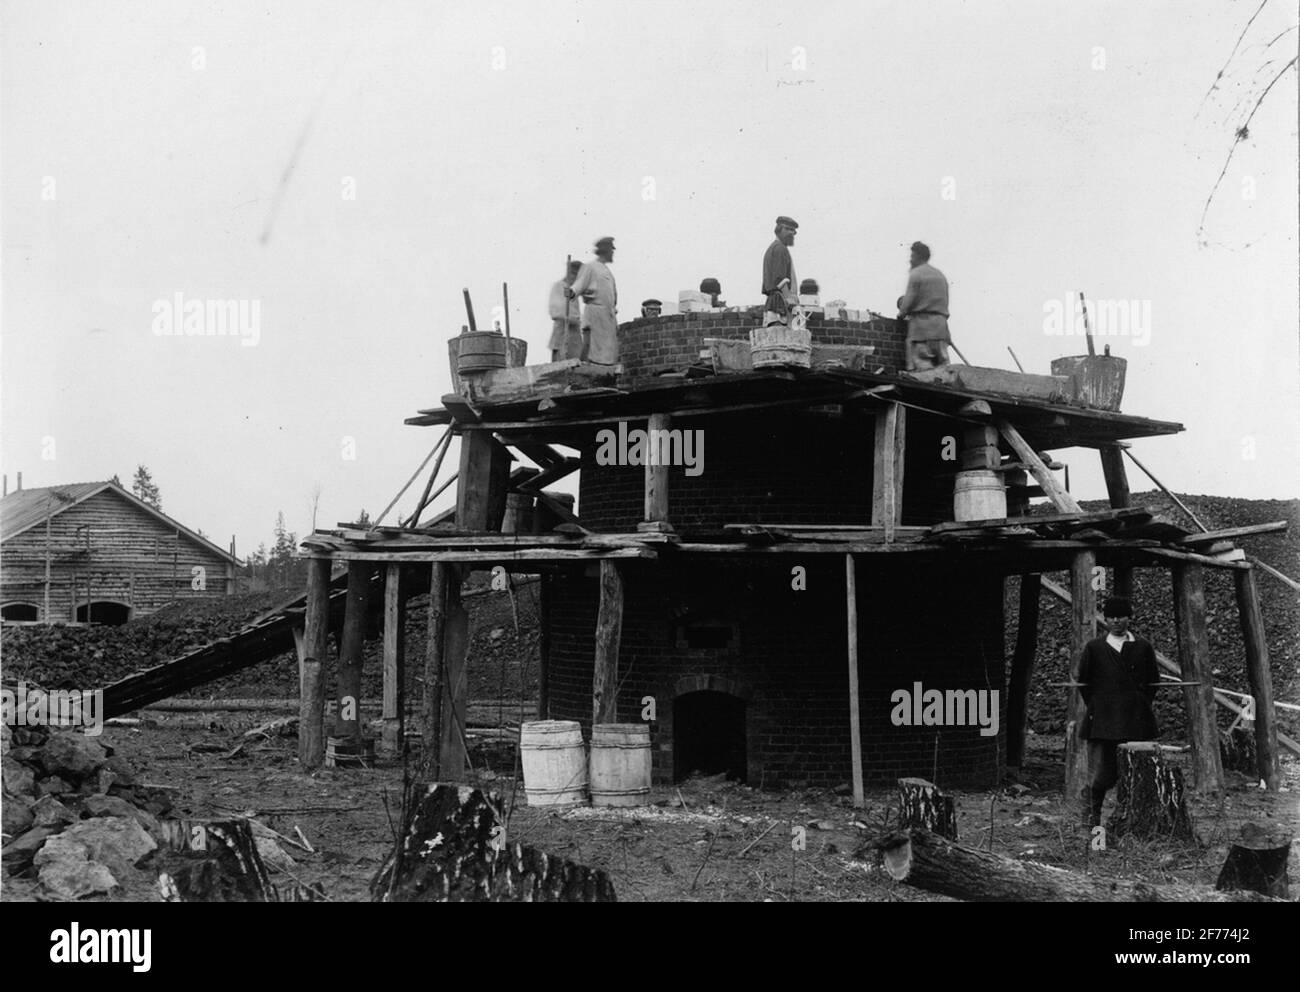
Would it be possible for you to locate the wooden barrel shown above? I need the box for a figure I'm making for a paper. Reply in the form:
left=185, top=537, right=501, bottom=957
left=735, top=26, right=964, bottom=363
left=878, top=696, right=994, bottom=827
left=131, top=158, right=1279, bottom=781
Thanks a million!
left=455, top=331, right=509, bottom=374
left=749, top=325, right=811, bottom=368
left=502, top=492, right=535, bottom=533
left=1050, top=355, right=1127, bottom=411
left=589, top=723, right=651, bottom=807
left=520, top=720, right=588, bottom=807
left=953, top=470, right=1007, bottom=522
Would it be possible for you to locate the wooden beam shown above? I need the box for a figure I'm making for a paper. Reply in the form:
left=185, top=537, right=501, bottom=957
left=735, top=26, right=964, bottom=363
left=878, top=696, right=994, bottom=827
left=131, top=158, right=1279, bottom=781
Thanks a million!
left=1099, top=444, right=1133, bottom=600
left=592, top=560, right=625, bottom=724
left=641, top=412, right=673, bottom=532
left=381, top=564, right=406, bottom=755
left=537, top=573, right=552, bottom=720
left=1248, top=556, right=1300, bottom=592
left=1006, top=573, right=1041, bottom=768
left=419, top=562, right=447, bottom=780
left=298, top=557, right=332, bottom=768
left=438, top=567, right=470, bottom=779
left=872, top=402, right=906, bottom=540
left=1171, top=563, right=1225, bottom=793
left=455, top=431, right=511, bottom=531
left=336, top=562, right=373, bottom=749
left=1233, top=568, right=1281, bottom=790
left=1177, top=521, right=1289, bottom=545
left=997, top=419, right=1081, bottom=513
left=845, top=554, right=864, bottom=807
left=1065, top=551, right=1096, bottom=812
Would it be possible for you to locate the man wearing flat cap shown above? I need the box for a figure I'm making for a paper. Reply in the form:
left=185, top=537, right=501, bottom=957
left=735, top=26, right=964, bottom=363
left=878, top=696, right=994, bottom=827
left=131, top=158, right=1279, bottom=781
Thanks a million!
left=897, top=241, right=951, bottom=370
left=568, top=236, right=619, bottom=364
left=1076, top=595, right=1161, bottom=827
left=761, top=217, right=799, bottom=325
left=640, top=299, right=662, bottom=318
left=699, top=278, right=723, bottom=308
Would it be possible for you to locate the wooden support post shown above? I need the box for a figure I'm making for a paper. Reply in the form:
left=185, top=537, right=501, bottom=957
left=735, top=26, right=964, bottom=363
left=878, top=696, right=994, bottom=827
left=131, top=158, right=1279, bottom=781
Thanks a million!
left=1099, top=444, right=1133, bottom=599
left=845, top=554, right=864, bottom=808
left=639, top=412, right=674, bottom=533
left=871, top=403, right=906, bottom=540
left=439, top=566, right=470, bottom=779
left=592, top=559, right=625, bottom=725
left=419, top=562, right=447, bottom=780
left=381, top=564, right=406, bottom=755
left=298, top=558, right=332, bottom=768
left=1233, top=567, right=1280, bottom=790
left=455, top=431, right=511, bottom=531
left=537, top=573, right=552, bottom=720
left=1064, top=551, right=1096, bottom=811
left=1171, top=563, right=1225, bottom=793
left=336, top=562, right=372, bottom=749
left=997, top=419, right=1081, bottom=513
left=1006, top=573, right=1041, bottom=769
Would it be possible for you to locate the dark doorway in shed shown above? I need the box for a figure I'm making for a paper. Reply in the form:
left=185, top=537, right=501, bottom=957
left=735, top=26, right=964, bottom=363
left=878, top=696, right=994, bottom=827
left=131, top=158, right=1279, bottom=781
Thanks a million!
left=76, top=601, right=131, bottom=625
left=1, top=602, right=39, bottom=621
left=674, top=690, right=747, bottom=783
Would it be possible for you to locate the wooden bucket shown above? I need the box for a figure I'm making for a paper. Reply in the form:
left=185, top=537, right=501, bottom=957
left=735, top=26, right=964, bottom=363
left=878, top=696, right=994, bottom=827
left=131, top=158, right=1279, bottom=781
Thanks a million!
left=953, top=470, right=1007, bottom=522
left=448, top=335, right=526, bottom=391
left=1050, top=355, right=1127, bottom=411
left=325, top=735, right=374, bottom=769
left=589, top=723, right=652, bottom=807
left=749, top=325, right=811, bottom=368
left=502, top=492, right=535, bottom=533
left=520, top=720, right=588, bottom=807
left=455, top=330, right=510, bottom=374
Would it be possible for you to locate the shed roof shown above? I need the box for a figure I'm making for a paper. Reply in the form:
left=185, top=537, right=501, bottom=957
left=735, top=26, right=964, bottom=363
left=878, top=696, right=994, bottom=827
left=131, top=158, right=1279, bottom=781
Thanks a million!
left=0, top=481, right=239, bottom=565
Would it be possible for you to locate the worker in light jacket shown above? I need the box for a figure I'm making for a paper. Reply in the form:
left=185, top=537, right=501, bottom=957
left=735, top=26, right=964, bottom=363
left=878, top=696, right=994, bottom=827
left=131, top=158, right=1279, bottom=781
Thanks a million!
left=1077, top=596, right=1161, bottom=826
left=567, top=237, right=618, bottom=364
left=896, top=241, right=951, bottom=370
left=548, top=260, right=583, bottom=361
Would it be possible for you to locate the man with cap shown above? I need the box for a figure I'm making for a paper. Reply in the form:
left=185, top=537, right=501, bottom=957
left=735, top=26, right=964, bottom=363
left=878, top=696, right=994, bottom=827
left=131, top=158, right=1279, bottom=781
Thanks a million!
left=699, top=278, right=723, bottom=308
left=640, top=299, right=663, bottom=319
left=548, top=259, right=583, bottom=361
left=567, top=237, right=619, bottom=364
left=1076, top=595, right=1161, bottom=827
left=761, top=217, right=799, bottom=324
left=896, top=241, right=951, bottom=370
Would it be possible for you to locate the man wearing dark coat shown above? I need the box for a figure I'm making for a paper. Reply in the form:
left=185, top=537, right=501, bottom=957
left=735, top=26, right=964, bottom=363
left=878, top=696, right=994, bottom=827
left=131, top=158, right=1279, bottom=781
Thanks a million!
left=761, top=216, right=798, bottom=323
left=1077, top=595, right=1160, bottom=826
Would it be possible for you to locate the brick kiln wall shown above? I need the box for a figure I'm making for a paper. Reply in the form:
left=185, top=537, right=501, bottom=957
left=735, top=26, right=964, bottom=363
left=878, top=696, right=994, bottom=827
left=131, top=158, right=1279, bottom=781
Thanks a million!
left=617, top=308, right=907, bottom=384
left=577, top=407, right=959, bottom=532
left=547, top=559, right=1005, bottom=789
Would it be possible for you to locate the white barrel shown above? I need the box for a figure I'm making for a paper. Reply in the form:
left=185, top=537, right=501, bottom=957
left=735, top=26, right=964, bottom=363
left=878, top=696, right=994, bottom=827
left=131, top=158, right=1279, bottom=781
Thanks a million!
left=520, top=720, right=588, bottom=807
left=750, top=325, right=812, bottom=368
left=589, top=723, right=651, bottom=807
left=953, top=470, right=1007, bottom=522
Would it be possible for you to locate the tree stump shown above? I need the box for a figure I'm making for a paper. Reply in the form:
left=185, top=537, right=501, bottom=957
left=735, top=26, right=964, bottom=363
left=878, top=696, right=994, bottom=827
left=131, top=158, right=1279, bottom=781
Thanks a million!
left=1218, top=725, right=1258, bottom=776
left=372, top=784, right=616, bottom=902
left=897, top=778, right=958, bottom=841
left=1215, top=824, right=1291, bottom=899
left=154, top=819, right=276, bottom=902
left=1107, top=743, right=1193, bottom=841
left=873, top=828, right=1277, bottom=902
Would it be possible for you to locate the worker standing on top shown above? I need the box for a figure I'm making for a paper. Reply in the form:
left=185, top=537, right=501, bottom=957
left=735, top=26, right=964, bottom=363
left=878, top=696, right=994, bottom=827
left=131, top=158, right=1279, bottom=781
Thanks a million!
left=897, top=241, right=951, bottom=370
left=761, top=216, right=799, bottom=326
left=548, top=260, right=583, bottom=361
left=568, top=236, right=618, bottom=364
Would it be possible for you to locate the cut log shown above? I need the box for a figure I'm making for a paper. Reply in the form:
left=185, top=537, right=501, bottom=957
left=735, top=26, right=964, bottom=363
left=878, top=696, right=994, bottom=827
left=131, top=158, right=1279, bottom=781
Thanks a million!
left=897, top=778, right=958, bottom=840
left=592, top=559, right=625, bottom=724
left=1107, top=743, right=1193, bottom=841
left=372, top=784, right=616, bottom=902
left=1215, top=826, right=1291, bottom=899
left=155, top=819, right=276, bottom=902
left=874, top=828, right=1278, bottom=902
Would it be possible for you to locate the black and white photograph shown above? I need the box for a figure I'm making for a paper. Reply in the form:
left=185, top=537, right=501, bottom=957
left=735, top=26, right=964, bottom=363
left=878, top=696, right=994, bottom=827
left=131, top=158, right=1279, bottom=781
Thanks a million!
left=1, top=0, right=1297, bottom=965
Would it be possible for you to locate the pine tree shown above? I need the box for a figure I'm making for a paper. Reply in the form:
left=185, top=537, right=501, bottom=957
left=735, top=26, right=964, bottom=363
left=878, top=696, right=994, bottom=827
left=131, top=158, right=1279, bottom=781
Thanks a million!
left=131, top=465, right=162, bottom=509
left=270, top=511, right=297, bottom=565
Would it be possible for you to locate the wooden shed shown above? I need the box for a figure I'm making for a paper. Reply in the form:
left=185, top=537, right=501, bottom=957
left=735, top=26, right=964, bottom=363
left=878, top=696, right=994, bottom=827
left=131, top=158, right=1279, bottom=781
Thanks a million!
left=0, top=480, right=238, bottom=624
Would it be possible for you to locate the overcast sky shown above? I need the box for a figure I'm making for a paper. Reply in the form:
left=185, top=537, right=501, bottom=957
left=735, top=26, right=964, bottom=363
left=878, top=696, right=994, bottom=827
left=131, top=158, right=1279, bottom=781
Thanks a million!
left=2, top=0, right=1296, bottom=553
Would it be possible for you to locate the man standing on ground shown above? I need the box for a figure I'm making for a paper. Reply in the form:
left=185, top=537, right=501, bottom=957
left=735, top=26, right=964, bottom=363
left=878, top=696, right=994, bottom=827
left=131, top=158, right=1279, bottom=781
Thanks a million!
left=897, top=241, right=951, bottom=370
left=761, top=216, right=799, bottom=326
left=568, top=236, right=618, bottom=364
left=548, top=260, right=583, bottom=361
left=1077, top=596, right=1160, bottom=827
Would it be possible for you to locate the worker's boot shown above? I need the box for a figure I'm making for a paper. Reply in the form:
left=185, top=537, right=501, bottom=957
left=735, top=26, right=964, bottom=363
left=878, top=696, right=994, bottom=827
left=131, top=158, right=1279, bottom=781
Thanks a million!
left=1089, top=787, right=1107, bottom=829
left=1078, top=787, right=1096, bottom=828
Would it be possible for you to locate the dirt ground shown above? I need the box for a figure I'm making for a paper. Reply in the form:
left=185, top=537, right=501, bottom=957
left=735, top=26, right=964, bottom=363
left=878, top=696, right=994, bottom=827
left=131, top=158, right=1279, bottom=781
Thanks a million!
left=6, top=711, right=1293, bottom=903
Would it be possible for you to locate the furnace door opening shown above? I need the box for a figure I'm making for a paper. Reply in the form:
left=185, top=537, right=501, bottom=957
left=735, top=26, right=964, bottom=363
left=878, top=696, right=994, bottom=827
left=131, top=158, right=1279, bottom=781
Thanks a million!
left=673, top=690, right=747, bottom=783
